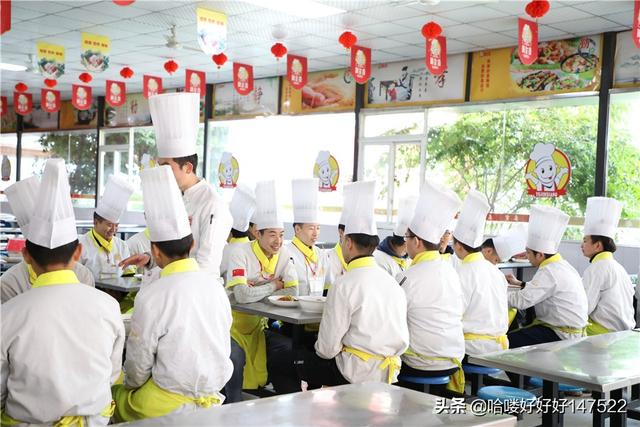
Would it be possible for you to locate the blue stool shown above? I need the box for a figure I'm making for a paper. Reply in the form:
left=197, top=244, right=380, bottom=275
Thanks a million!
left=478, top=386, right=537, bottom=420
left=528, top=377, right=584, bottom=394
left=398, top=375, right=449, bottom=394
left=463, top=364, right=502, bottom=395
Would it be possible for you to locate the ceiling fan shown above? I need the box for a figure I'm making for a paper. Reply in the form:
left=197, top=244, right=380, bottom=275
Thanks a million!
left=25, top=54, right=39, bottom=74
left=139, top=24, right=202, bottom=52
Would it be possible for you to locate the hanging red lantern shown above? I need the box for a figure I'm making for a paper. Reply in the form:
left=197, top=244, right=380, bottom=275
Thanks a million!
left=421, top=21, right=442, bottom=39
left=79, top=72, right=92, bottom=83
left=270, top=42, right=287, bottom=60
left=212, top=53, right=228, bottom=69
left=120, top=66, right=134, bottom=79
left=525, top=0, right=550, bottom=19
left=113, top=0, right=135, bottom=5
left=14, top=82, right=28, bottom=92
left=339, top=31, right=357, bottom=50
left=164, top=59, right=179, bottom=75
left=44, top=79, right=57, bottom=88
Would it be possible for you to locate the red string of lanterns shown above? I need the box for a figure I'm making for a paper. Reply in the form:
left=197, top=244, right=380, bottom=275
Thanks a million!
left=15, top=82, right=28, bottom=92
left=525, top=0, right=550, bottom=19
left=421, top=21, right=442, bottom=39
left=338, top=31, right=357, bottom=49
left=212, top=53, right=227, bottom=69
left=270, top=42, right=287, bottom=60
left=44, top=79, right=57, bottom=88
left=78, top=72, right=92, bottom=83
left=164, top=60, right=179, bottom=74
left=120, top=66, right=134, bottom=79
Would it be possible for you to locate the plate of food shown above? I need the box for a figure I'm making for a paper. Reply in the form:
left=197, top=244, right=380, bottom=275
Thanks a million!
left=268, top=295, right=299, bottom=308
left=517, top=70, right=559, bottom=92
left=560, top=53, right=598, bottom=74
left=298, top=296, right=327, bottom=313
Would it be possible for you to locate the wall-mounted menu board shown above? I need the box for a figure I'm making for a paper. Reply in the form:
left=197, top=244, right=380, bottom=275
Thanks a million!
left=213, top=77, right=279, bottom=119
left=281, top=68, right=355, bottom=114
left=614, top=31, right=640, bottom=88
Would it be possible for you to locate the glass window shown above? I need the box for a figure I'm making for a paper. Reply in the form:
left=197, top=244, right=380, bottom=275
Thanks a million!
left=363, top=111, right=424, bottom=138
left=361, top=144, right=391, bottom=223
left=0, top=134, right=18, bottom=200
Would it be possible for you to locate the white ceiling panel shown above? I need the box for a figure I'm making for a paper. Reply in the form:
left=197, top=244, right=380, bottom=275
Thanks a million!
left=408, top=1, right=484, bottom=14
left=601, top=12, right=634, bottom=27
left=473, top=16, right=519, bottom=32
left=538, top=6, right=594, bottom=24
left=359, top=36, right=407, bottom=50
left=574, top=1, right=635, bottom=16
left=484, top=0, right=530, bottom=16
left=79, top=2, right=153, bottom=19
left=129, top=0, right=190, bottom=12
left=355, top=4, right=430, bottom=21
left=444, top=24, right=492, bottom=39
left=382, top=44, right=424, bottom=58
left=438, top=5, right=511, bottom=22
left=9, top=6, right=48, bottom=21
left=457, top=31, right=515, bottom=48
left=54, top=8, right=122, bottom=25
left=446, top=39, right=480, bottom=53
left=392, top=15, right=462, bottom=31
left=556, top=16, right=626, bottom=34
left=354, top=21, right=414, bottom=37
left=14, top=1, right=76, bottom=14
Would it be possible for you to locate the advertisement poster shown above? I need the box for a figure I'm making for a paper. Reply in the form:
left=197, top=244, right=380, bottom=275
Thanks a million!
left=517, top=18, right=538, bottom=66
left=366, top=55, right=466, bottom=107
left=217, top=152, right=239, bottom=188
left=313, top=150, right=339, bottom=192
left=426, top=36, right=447, bottom=75
left=233, top=63, right=253, bottom=96
left=213, top=77, right=278, bottom=119
left=470, top=35, right=602, bottom=101
left=13, top=92, right=32, bottom=116
left=287, top=55, right=308, bottom=90
left=351, top=45, right=371, bottom=84
left=36, top=41, right=65, bottom=79
left=72, top=84, right=92, bottom=110
left=185, top=69, right=206, bottom=97
left=196, top=7, right=227, bottom=55
left=104, top=92, right=151, bottom=127
left=281, top=68, right=355, bottom=114
left=143, top=75, right=162, bottom=98
left=106, top=80, right=126, bottom=107
left=60, top=99, right=98, bottom=130
left=80, top=32, right=110, bottom=72
left=614, top=31, right=640, bottom=88
left=22, top=102, right=59, bottom=131
left=40, top=88, right=61, bottom=113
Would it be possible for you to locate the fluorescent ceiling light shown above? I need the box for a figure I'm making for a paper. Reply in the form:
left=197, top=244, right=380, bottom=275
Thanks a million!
left=242, top=0, right=345, bottom=19
left=0, top=62, right=27, bottom=71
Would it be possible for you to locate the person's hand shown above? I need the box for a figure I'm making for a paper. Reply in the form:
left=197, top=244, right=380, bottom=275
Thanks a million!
left=273, top=278, right=285, bottom=291
left=247, top=279, right=256, bottom=287
left=505, top=274, right=522, bottom=287
left=119, top=253, right=150, bottom=269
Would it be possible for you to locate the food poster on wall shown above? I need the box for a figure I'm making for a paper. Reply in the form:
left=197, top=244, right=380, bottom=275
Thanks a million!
left=104, top=92, right=151, bottom=127
left=1, top=104, right=17, bottom=133
left=365, top=55, right=466, bottom=107
left=470, top=35, right=602, bottom=101
left=614, top=31, right=640, bottom=88
left=213, top=77, right=278, bottom=119
left=60, top=99, right=98, bottom=130
left=22, top=101, right=59, bottom=131
left=281, top=68, right=355, bottom=114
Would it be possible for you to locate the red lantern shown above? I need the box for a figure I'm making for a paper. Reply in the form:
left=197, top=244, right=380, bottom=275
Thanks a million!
left=270, top=42, right=287, bottom=60
left=212, top=53, right=228, bottom=69
left=79, top=72, right=92, bottom=83
left=113, top=0, right=135, bottom=5
left=14, top=82, right=28, bottom=92
left=164, top=60, right=179, bottom=75
left=421, top=21, right=442, bottom=39
left=339, top=31, right=357, bottom=50
left=44, top=79, right=57, bottom=88
left=120, top=66, right=134, bottom=79
left=525, top=0, right=550, bottom=19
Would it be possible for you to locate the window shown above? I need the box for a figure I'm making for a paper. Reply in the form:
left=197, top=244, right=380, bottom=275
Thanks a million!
left=0, top=134, right=18, bottom=200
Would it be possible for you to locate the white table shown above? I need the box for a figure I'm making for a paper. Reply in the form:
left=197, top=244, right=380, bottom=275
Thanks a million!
left=496, top=261, right=534, bottom=281
left=230, top=301, right=323, bottom=325
left=95, top=276, right=141, bottom=293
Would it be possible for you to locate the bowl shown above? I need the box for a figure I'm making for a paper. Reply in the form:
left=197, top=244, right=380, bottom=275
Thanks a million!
left=267, top=295, right=299, bottom=308
left=297, top=296, right=326, bottom=313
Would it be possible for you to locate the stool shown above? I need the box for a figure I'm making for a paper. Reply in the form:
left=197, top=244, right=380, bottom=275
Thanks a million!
left=528, top=377, right=584, bottom=394
left=463, top=364, right=502, bottom=396
left=398, top=375, right=449, bottom=394
left=478, top=385, right=537, bottom=420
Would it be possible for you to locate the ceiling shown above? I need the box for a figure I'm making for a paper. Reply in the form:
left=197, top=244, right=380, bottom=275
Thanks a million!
left=0, top=0, right=635, bottom=101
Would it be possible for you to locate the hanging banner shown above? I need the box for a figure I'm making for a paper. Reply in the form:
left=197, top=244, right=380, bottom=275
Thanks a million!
left=525, top=143, right=571, bottom=197
left=613, top=31, right=640, bottom=88
left=217, top=152, right=239, bottom=188
left=281, top=68, right=355, bottom=114
left=634, top=0, right=640, bottom=49
left=233, top=63, right=253, bottom=96
left=80, top=32, right=110, bottom=72
left=41, top=89, right=61, bottom=113
left=13, top=92, right=32, bottom=116
left=36, top=41, right=65, bottom=79
left=106, top=80, right=126, bottom=107
left=286, top=55, right=308, bottom=90
left=196, top=8, right=227, bottom=55
left=313, top=151, right=339, bottom=192
left=518, top=18, right=538, bottom=66
left=0, top=0, right=10, bottom=35
left=185, top=69, right=206, bottom=98
left=72, top=84, right=92, bottom=110
left=350, top=45, right=371, bottom=84
left=0, top=96, right=7, bottom=117
left=143, top=75, right=163, bottom=98
left=426, top=36, right=447, bottom=76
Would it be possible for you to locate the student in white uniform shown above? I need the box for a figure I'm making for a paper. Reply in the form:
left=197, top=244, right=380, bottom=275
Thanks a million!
left=481, top=227, right=527, bottom=265
left=581, top=197, right=635, bottom=335
left=452, top=190, right=509, bottom=356
left=324, top=183, right=354, bottom=284
left=225, top=180, right=300, bottom=394
left=287, top=178, right=331, bottom=296
left=221, top=184, right=256, bottom=280
left=112, top=165, right=233, bottom=421
left=397, top=181, right=466, bottom=394
left=303, top=181, right=409, bottom=387
left=126, top=228, right=151, bottom=256
left=507, top=205, right=588, bottom=347
left=1, top=159, right=124, bottom=426
left=373, top=196, right=416, bottom=280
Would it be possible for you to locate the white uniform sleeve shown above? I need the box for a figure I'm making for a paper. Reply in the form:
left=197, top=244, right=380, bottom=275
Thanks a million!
left=110, top=312, right=126, bottom=384
left=315, top=279, right=350, bottom=359
left=74, top=262, right=95, bottom=287
left=233, top=283, right=278, bottom=303
left=271, top=257, right=299, bottom=297
left=582, top=267, right=603, bottom=316
left=1, top=340, right=7, bottom=409
left=508, top=269, right=555, bottom=310
left=123, top=293, right=159, bottom=388
left=0, top=266, right=20, bottom=304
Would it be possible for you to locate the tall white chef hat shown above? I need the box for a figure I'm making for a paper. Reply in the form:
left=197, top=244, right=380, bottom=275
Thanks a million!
left=96, top=174, right=134, bottom=223
left=230, top=184, right=256, bottom=232
left=149, top=92, right=199, bottom=158
left=393, top=195, right=418, bottom=237
left=28, top=159, right=78, bottom=249
left=493, top=225, right=527, bottom=262
left=454, top=189, right=490, bottom=248
left=292, top=178, right=319, bottom=224
left=409, top=180, right=462, bottom=244
left=583, top=196, right=622, bottom=239
left=5, top=175, right=40, bottom=239
left=316, top=150, right=330, bottom=167
left=141, top=165, right=191, bottom=242
left=255, top=180, right=284, bottom=230
left=527, top=205, right=569, bottom=254
left=338, top=182, right=355, bottom=226
left=343, top=181, right=377, bottom=236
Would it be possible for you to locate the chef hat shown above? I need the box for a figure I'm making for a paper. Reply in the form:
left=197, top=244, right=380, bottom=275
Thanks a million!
left=5, top=175, right=40, bottom=238
left=343, top=181, right=377, bottom=236
left=292, top=178, right=319, bottom=224
left=409, top=180, right=461, bottom=244
left=149, top=92, right=199, bottom=158
left=530, top=143, right=556, bottom=166
left=141, top=165, right=191, bottom=242
left=316, top=150, right=330, bottom=167
left=230, top=184, right=256, bottom=232
left=583, top=196, right=622, bottom=239
left=255, top=180, right=284, bottom=230
left=28, top=159, right=78, bottom=249
left=527, top=205, right=569, bottom=254
left=493, top=225, right=527, bottom=262
left=338, top=182, right=355, bottom=226
left=393, top=195, right=418, bottom=236
left=454, top=189, right=490, bottom=248
left=96, top=174, right=134, bottom=223
left=221, top=152, right=233, bottom=166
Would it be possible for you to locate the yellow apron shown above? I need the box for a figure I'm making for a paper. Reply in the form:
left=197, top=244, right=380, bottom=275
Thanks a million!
left=1, top=403, right=114, bottom=427
left=404, top=348, right=465, bottom=394
left=508, top=308, right=518, bottom=326
left=586, top=318, right=611, bottom=336
left=464, top=333, right=509, bottom=350
left=342, top=346, right=401, bottom=385
left=525, top=318, right=586, bottom=336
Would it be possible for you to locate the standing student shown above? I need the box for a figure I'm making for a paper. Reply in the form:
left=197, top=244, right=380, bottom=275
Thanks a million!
left=220, top=184, right=256, bottom=280
left=304, top=181, right=409, bottom=387
left=581, top=197, right=635, bottom=335
left=507, top=205, right=588, bottom=347
left=1, top=159, right=124, bottom=425
left=452, top=190, right=509, bottom=356
left=373, top=196, right=416, bottom=280
left=112, top=165, right=233, bottom=421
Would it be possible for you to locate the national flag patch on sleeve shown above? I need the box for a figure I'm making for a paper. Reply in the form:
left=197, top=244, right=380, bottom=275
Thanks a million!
left=232, top=269, right=245, bottom=277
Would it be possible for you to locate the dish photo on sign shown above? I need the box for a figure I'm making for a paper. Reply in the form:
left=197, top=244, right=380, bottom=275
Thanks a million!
left=281, top=69, right=355, bottom=114
left=213, top=77, right=278, bottom=119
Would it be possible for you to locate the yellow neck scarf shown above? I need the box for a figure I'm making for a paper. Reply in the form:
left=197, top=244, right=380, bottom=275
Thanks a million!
left=591, top=251, right=613, bottom=263
left=229, top=237, right=249, bottom=244
left=251, top=240, right=279, bottom=276
left=32, top=270, right=80, bottom=288
left=462, top=252, right=484, bottom=264
left=333, top=244, right=348, bottom=270
left=540, top=253, right=562, bottom=268
left=346, top=256, right=376, bottom=272
left=160, top=258, right=199, bottom=278
left=292, top=236, right=318, bottom=264
left=26, top=263, right=38, bottom=285
left=411, top=250, right=441, bottom=266
left=90, top=229, right=113, bottom=253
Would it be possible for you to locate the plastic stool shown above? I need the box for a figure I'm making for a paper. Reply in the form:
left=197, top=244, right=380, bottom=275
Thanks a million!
left=398, top=375, right=449, bottom=394
left=478, top=386, right=537, bottom=420
left=463, top=364, right=502, bottom=396
left=528, top=377, right=584, bottom=394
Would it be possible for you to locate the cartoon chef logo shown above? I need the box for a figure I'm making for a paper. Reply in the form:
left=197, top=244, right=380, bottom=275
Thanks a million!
left=218, top=152, right=239, bottom=189
left=313, top=150, right=339, bottom=192
left=525, top=143, right=571, bottom=197
left=147, top=78, right=158, bottom=95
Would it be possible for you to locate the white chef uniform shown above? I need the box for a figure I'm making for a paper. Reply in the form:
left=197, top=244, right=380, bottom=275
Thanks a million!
left=373, top=196, right=416, bottom=279
left=221, top=184, right=256, bottom=280
left=324, top=182, right=355, bottom=285
left=126, top=228, right=151, bottom=256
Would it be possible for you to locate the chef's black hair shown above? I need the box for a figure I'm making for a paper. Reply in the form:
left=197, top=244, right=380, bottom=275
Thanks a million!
left=26, top=239, right=79, bottom=268
left=389, top=234, right=405, bottom=247
left=230, top=228, right=249, bottom=238
left=173, top=154, right=198, bottom=175
left=93, top=212, right=106, bottom=222
left=529, top=249, right=555, bottom=259
left=453, top=237, right=481, bottom=253
left=406, top=228, right=439, bottom=251
left=152, top=234, right=194, bottom=258
left=481, top=238, right=495, bottom=250
left=346, top=233, right=379, bottom=254
left=338, top=224, right=345, bottom=232
left=588, top=235, right=617, bottom=253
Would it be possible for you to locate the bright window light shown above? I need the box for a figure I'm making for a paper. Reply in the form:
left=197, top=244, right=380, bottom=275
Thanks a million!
left=0, top=63, right=27, bottom=71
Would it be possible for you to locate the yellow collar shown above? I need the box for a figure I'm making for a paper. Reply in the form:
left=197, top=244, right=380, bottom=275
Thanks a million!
left=334, top=244, right=348, bottom=270
left=32, top=270, right=79, bottom=288
left=26, top=263, right=38, bottom=285
left=391, top=255, right=408, bottom=269
left=591, top=251, right=613, bottom=263
left=160, top=258, right=200, bottom=277
left=441, top=253, right=451, bottom=260
left=229, top=237, right=249, bottom=244
left=411, top=250, right=441, bottom=266
left=89, top=229, right=114, bottom=253
left=143, top=228, right=151, bottom=239
left=251, top=240, right=279, bottom=275
left=540, top=253, right=563, bottom=268
left=462, top=252, right=484, bottom=264
left=346, top=256, right=376, bottom=271
left=292, top=236, right=318, bottom=264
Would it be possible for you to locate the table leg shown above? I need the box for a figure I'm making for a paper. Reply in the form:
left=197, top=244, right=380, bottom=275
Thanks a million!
left=592, top=391, right=606, bottom=427
left=292, top=325, right=305, bottom=381
left=542, top=380, right=561, bottom=427
left=609, top=388, right=627, bottom=427
left=516, top=267, right=524, bottom=282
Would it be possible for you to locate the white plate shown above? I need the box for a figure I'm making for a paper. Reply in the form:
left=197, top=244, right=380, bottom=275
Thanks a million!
left=510, top=258, right=530, bottom=263
left=267, top=295, right=299, bottom=307
left=298, top=296, right=326, bottom=313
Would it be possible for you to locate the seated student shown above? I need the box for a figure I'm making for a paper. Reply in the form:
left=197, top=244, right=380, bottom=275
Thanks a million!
left=452, top=190, right=509, bottom=356
left=481, top=226, right=527, bottom=266
left=373, top=196, right=415, bottom=280
left=126, top=227, right=151, bottom=257
left=304, top=181, right=409, bottom=387
left=112, top=165, right=233, bottom=421
left=1, top=159, right=124, bottom=426
left=225, top=180, right=300, bottom=395
left=221, top=184, right=256, bottom=280
left=507, top=206, right=588, bottom=347
left=397, top=181, right=466, bottom=394
left=581, top=197, right=635, bottom=335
